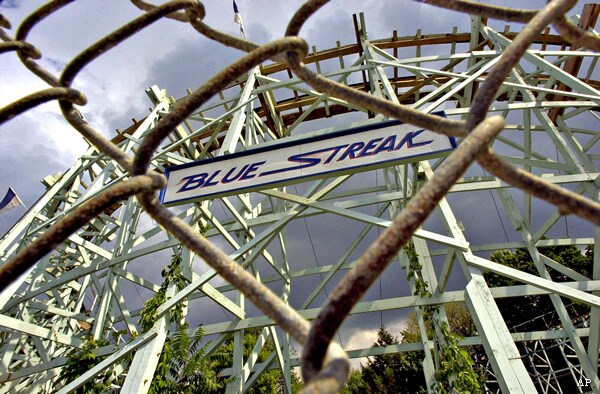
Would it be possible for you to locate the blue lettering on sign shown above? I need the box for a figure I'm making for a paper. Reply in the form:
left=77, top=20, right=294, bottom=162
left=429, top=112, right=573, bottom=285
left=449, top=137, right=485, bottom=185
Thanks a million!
left=222, top=165, right=249, bottom=183
left=176, top=161, right=266, bottom=193
left=323, top=144, right=349, bottom=164
left=175, top=129, right=435, bottom=194
left=395, top=129, right=432, bottom=150
left=204, top=170, right=221, bottom=187
left=240, top=161, right=264, bottom=180
left=262, top=129, right=432, bottom=175
left=259, top=146, right=343, bottom=177
left=177, top=173, right=209, bottom=192
left=338, top=141, right=365, bottom=161
left=373, top=135, right=396, bottom=155
left=358, top=137, right=384, bottom=158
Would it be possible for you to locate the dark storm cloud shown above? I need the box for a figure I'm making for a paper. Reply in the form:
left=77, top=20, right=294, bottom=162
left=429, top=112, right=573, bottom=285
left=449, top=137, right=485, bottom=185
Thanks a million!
left=303, top=8, right=357, bottom=49
left=378, top=1, right=470, bottom=37
left=0, top=113, right=72, bottom=234
left=0, top=0, right=20, bottom=9
left=146, top=37, right=244, bottom=98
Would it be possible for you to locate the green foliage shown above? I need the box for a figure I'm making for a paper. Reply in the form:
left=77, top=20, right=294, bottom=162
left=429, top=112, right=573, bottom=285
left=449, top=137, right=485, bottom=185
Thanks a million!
left=404, top=243, right=483, bottom=393
left=359, top=327, right=427, bottom=394
left=58, top=253, right=220, bottom=393
left=342, top=306, right=483, bottom=394
left=405, top=243, right=430, bottom=297
left=58, top=336, right=115, bottom=393
left=140, top=254, right=300, bottom=393
left=58, top=251, right=301, bottom=393
left=384, top=244, right=595, bottom=393
left=210, top=327, right=303, bottom=393
left=340, top=369, right=368, bottom=393
left=431, top=321, right=482, bottom=394
left=139, top=254, right=187, bottom=333
left=142, top=253, right=229, bottom=393
left=149, top=325, right=230, bottom=394
left=142, top=254, right=187, bottom=393
left=486, top=244, right=593, bottom=331
left=486, top=244, right=592, bottom=288
left=481, top=245, right=594, bottom=391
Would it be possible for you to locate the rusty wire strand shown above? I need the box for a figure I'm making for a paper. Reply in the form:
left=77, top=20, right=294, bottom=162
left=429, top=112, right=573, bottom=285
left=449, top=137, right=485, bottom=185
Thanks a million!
left=139, top=191, right=311, bottom=342
left=0, top=40, right=40, bottom=58
left=130, top=0, right=202, bottom=23
left=0, top=0, right=599, bottom=393
left=138, top=191, right=350, bottom=392
left=131, top=0, right=286, bottom=63
left=0, top=26, right=11, bottom=41
left=0, top=174, right=165, bottom=291
left=421, top=0, right=600, bottom=52
left=58, top=101, right=133, bottom=171
left=57, top=0, right=206, bottom=171
left=131, top=37, right=308, bottom=176
left=288, top=52, right=469, bottom=136
left=188, top=18, right=266, bottom=56
left=285, top=0, right=330, bottom=37
left=14, top=0, right=75, bottom=42
left=0, top=88, right=86, bottom=125
left=300, top=115, right=506, bottom=382
left=298, top=0, right=587, bottom=384
left=284, top=0, right=468, bottom=137
left=14, top=0, right=75, bottom=86
left=59, top=0, right=204, bottom=87
left=419, top=0, right=537, bottom=23
left=478, top=150, right=600, bottom=224
left=128, top=34, right=350, bottom=390
left=553, top=14, right=600, bottom=51
left=466, top=0, right=578, bottom=130
left=0, top=14, right=10, bottom=29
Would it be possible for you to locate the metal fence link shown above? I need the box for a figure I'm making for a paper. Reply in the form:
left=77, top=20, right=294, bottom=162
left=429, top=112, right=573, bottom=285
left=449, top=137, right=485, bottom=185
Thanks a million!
left=1, top=0, right=599, bottom=392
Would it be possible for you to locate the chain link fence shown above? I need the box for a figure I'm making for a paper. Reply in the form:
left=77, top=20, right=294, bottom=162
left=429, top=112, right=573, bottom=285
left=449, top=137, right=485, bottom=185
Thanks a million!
left=1, top=0, right=599, bottom=392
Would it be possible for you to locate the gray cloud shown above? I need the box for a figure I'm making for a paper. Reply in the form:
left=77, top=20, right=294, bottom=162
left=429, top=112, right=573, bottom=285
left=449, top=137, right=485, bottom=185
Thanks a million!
left=0, top=0, right=20, bottom=10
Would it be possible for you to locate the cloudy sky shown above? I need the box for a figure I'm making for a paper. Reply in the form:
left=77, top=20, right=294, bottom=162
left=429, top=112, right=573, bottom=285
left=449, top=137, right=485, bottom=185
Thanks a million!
left=2, top=0, right=589, bottom=355
left=0, top=0, right=557, bottom=231
left=0, top=0, right=564, bottom=234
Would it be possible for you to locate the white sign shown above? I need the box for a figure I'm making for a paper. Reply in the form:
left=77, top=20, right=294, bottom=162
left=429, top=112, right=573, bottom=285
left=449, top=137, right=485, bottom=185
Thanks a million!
left=160, top=117, right=456, bottom=205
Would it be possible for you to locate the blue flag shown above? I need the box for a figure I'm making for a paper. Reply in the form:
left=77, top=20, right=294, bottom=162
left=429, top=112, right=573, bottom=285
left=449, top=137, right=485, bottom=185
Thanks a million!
left=0, top=187, right=23, bottom=215
left=233, top=0, right=245, bottom=37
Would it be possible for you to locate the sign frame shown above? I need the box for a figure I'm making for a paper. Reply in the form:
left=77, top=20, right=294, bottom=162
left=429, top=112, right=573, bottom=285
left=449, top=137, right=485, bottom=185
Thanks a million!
left=160, top=114, right=456, bottom=206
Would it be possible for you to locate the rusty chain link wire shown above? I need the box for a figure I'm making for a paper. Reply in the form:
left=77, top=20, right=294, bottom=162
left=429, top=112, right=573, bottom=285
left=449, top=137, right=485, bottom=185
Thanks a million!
left=1, top=0, right=600, bottom=392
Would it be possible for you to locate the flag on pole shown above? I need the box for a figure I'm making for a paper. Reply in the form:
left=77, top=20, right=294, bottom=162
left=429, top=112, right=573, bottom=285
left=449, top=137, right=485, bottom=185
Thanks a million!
left=0, top=187, right=24, bottom=215
left=233, top=0, right=245, bottom=37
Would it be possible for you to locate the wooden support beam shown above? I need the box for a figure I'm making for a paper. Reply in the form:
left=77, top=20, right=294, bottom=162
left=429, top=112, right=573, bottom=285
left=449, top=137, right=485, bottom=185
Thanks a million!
left=549, top=3, right=600, bottom=122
